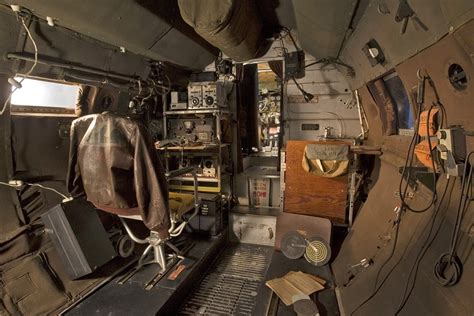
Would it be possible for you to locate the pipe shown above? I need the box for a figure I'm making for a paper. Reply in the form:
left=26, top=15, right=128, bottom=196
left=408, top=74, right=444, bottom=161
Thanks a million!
left=355, top=89, right=369, bottom=140
left=119, top=217, right=148, bottom=244
left=7, top=52, right=135, bottom=82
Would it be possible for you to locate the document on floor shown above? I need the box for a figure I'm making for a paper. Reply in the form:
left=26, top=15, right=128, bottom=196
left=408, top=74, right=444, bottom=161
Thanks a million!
left=265, top=271, right=325, bottom=306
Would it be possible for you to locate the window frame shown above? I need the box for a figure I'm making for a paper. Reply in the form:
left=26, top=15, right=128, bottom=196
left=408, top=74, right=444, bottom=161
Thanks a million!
left=10, top=76, right=79, bottom=116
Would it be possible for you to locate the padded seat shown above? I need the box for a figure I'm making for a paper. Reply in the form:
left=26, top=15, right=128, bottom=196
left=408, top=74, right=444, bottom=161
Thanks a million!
left=120, top=192, right=195, bottom=222
left=169, top=192, right=196, bottom=220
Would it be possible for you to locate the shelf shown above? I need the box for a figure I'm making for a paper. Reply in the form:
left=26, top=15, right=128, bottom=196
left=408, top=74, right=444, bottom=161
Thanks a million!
left=231, top=205, right=280, bottom=217
left=241, top=166, right=280, bottom=179
left=170, top=176, right=220, bottom=183
left=164, top=109, right=231, bottom=116
left=169, top=172, right=230, bottom=182
left=156, top=143, right=229, bottom=152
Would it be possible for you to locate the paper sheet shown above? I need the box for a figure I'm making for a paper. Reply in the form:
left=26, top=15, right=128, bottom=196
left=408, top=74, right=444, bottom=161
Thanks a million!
left=265, top=271, right=326, bottom=306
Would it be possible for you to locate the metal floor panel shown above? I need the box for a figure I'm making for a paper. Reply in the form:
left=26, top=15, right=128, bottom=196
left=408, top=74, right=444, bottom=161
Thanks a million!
left=179, top=244, right=273, bottom=315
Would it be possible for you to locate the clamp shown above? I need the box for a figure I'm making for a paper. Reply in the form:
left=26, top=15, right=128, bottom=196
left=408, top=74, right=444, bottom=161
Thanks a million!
left=395, top=0, right=428, bottom=34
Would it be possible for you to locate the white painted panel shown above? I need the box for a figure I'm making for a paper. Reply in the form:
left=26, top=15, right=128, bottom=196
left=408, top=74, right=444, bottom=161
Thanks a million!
left=229, top=214, right=277, bottom=246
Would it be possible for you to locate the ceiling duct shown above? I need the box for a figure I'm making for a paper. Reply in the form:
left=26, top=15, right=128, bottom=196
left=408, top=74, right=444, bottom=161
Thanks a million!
left=2, top=0, right=217, bottom=70
left=178, top=0, right=270, bottom=62
left=291, top=0, right=359, bottom=59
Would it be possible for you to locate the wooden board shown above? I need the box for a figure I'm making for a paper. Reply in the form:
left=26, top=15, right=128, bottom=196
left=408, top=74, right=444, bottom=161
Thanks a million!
left=283, top=140, right=348, bottom=223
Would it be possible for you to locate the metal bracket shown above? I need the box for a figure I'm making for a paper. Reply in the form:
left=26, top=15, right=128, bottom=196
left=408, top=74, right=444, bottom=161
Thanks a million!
left=395, top=0, right=428, bottom=34
left=398, top=166, right=436, bottom=192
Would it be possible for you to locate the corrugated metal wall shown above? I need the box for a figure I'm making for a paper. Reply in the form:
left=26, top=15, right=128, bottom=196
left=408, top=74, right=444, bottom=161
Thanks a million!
left=284, top=55, right=360, bottom=141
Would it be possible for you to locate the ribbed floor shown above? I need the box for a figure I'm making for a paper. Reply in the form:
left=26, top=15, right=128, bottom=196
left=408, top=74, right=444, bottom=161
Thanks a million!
left=179, top=244, right=273, bottom=315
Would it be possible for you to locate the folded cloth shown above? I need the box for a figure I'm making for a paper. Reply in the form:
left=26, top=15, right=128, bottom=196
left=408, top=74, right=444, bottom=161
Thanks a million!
left=302, top=144, right=349, bottom=178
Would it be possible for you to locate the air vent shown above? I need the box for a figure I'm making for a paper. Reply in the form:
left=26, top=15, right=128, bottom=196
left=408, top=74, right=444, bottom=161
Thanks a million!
left=448, top=63, right=468, bottom=91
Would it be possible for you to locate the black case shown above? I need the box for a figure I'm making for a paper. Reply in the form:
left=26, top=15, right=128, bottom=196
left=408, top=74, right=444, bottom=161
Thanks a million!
left=41, top=199, right=116, bottom=279
left=186, top=194, right=224, bottom=236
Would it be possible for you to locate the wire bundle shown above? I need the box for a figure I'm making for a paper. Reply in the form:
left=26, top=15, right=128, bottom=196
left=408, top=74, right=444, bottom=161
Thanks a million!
left=433, top=152, right=473, bottom=287
left=351, top=72, right=449, bottom=315
left=0, top=12, right=38, bottom=115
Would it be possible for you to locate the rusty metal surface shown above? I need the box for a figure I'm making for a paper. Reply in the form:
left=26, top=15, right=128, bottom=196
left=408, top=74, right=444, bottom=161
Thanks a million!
left=340, top=0, right=474, bottom=89
left=368, top=79, right=398, bottom=136
left=357, top=86, right=385, bottom=147
left=332, top=162, right=474, bottom=315
left=396, top=20, right=474, bottom=151
left=333, top=21, right=474, bottom=315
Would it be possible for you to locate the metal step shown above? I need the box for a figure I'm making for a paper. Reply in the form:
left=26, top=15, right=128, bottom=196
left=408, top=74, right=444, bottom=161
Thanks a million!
left=179, top=244, right=273, bottom=315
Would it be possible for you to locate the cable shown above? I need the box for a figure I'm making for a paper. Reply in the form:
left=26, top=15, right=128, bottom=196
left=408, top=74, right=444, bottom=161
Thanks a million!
left=0, top=181, right=69, bottom=200
left=350, top=209, right=402, bottom=316
left=353, top=72, right=446, bottom=315
left=0, top=14, right=38, bottom=115
left=304, top=57, right=355, bottom=76
left=282, top=27, right=300, bottom=51
left=393, top=177, right=453, bottom=314
left=433, top=152, right=473, bottom=287
left=398, top=74, right=440, bottom=213
left=352, top=177, right=450, bottom=315
left=291, top=77, right=314, bottom=102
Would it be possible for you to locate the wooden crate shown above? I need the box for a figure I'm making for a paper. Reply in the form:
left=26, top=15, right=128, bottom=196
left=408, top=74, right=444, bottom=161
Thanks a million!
left=283, top=140, right=348, bottom=224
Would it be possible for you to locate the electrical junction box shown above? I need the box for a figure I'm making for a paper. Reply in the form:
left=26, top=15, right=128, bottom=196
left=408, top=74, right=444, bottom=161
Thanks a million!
left=437, top=127, right=466, bottom=177
left=170, top=91, right=188, bottom=110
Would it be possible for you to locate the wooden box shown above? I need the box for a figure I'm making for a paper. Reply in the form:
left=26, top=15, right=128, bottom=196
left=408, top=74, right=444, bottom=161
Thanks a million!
left=283, top=140, right=348, bottom=224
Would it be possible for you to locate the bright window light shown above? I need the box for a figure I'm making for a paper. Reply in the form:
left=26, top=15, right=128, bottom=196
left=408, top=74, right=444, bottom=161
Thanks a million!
left=11, top=77, right=79, bottom=108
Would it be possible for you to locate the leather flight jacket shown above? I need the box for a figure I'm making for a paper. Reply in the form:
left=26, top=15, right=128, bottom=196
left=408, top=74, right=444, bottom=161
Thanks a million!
left=67, top=113, right=170, bottom=239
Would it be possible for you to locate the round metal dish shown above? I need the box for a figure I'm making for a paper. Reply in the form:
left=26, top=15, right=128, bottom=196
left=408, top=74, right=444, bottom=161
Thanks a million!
left=281, top=231, right=307, bottom=260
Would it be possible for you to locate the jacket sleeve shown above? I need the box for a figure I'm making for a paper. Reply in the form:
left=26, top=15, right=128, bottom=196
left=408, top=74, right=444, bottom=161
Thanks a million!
left=133, top=125, right=170, bottom=239
left=66, top=120, right=85, bottom=198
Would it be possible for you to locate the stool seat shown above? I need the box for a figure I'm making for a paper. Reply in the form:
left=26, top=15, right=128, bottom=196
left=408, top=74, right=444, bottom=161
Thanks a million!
left=120, top=192, right=196, bottom=222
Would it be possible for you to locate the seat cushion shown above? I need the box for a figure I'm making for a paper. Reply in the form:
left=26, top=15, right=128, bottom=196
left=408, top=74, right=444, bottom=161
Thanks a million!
left=120, top=192, right=195, bottom=222
left=169, top=192, right=196, bottom=220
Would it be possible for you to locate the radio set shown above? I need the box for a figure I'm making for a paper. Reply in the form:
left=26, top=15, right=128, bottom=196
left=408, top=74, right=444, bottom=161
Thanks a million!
left=168, top=117, right=216, bottom=144
left=170, top=81, right=234, bottom=110
left=176, top=157, right=217, bottom=179
left=187, top=81, right=232, bottom=109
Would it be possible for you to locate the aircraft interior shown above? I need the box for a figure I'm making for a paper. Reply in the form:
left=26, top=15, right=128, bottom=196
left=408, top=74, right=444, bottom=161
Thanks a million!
left=0, top=1, right=473, bottom=315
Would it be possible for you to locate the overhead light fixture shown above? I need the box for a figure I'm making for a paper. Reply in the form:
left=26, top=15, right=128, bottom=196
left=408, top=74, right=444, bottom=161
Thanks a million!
left=292, top=77, right=314, bottom=102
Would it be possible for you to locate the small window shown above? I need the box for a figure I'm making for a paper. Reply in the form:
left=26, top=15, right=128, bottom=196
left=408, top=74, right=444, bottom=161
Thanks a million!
left=382, top=72, right=414, bottom=134
left=11, top=77, right=79, bottom=113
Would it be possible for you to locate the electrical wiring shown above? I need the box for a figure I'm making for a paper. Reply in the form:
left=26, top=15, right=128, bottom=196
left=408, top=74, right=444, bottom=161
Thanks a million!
left=351, top=177, right=450, bottom=315
left=433, top=152, right=474, bottom=287
left=0, top=14, right=38, bottom=115
left=304, top=57, right=355, bottom=76
left=398, top=74, right=441, bottom=213
left=352, top=72, right=447, bottom=315
left=282, top=27, right=300, bottom=51
left=393, top=177, right=453, bottom=315
left=350, top=210, right=403, bottom=316
left=291, top=76, right=314, bottom=102
left=0, top=181, right=69, bottom=200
